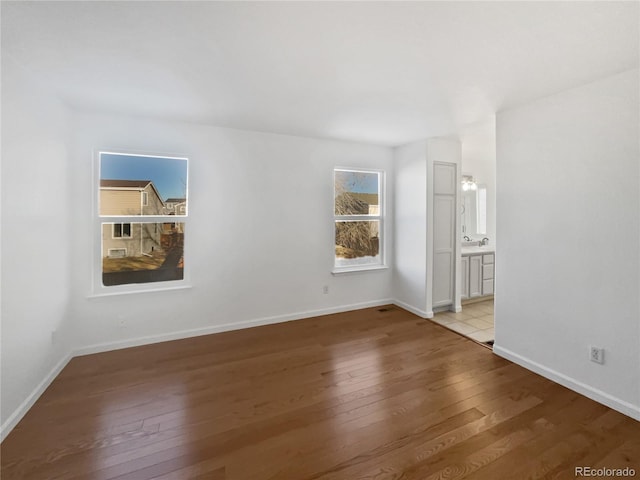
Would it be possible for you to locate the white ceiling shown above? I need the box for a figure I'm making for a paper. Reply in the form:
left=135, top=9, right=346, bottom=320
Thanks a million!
left=2, top=1, right=638, bottom=146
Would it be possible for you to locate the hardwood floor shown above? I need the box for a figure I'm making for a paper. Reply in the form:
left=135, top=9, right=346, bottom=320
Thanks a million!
left=2, top=306, right=639, bottom=479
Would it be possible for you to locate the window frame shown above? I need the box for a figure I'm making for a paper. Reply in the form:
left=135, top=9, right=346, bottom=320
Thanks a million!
left=332, top=167, right=386, bottom=274
left=107, top=247, right=127, bottom=258
left=112, top=222, right=132, bottom=239
left=91, top=150, right=191, bottom=297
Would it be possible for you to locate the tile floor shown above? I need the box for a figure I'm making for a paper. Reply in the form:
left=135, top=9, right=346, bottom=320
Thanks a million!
left=431, top=299, right=494, bottom=344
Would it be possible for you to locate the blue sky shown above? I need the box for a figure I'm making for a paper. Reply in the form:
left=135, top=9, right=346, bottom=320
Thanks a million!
left=101, top=153, right=188, bottom=201
left=335, top=170, right=379, bottom=194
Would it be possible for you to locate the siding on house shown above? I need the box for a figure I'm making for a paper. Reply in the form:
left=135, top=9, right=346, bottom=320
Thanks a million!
left=141, top=184, right=166, bottom=216
left=100, top=180, right=166, bottom=257
left=101, top=189, right=145, bottom=216
left=102, top=223, right=162, bottom=257
left=100, top=183, right=166, bottom=216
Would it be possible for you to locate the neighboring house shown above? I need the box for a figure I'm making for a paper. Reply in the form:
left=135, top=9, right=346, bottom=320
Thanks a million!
left=100, top=180, right=166, bottom=258
left=165, top=197, right=187, bottom=216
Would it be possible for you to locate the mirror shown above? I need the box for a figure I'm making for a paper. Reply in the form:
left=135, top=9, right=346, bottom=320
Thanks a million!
left=461, top=184, right=487, bottom=236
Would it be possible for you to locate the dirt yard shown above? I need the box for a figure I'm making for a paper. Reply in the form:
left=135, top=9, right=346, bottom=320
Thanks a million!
left=103, top=252, right=166, bottom=273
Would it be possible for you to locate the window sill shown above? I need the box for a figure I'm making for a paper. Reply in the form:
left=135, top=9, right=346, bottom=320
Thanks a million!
left=331, top=265, right=389, bottom=275
left=88, top=283, right=192, bottom=298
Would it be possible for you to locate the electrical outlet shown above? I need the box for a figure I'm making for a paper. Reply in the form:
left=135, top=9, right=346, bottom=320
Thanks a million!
left=322, top=285, right=329, bottom=294
left=590, top=346, right=604, bottom=364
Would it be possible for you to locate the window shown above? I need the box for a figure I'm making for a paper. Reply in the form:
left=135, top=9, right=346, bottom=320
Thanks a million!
left=112, top=223, right=132, bottom=238
left=96, top=152, right=189, bottom=293
left=333, top=168, right=384, bottom=272
left=108, top=248, right=127, bottom=258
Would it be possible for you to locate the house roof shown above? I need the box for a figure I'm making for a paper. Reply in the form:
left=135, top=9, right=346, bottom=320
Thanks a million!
left=166, top=198, right=186, bottom=203
left=100, top=179, right=151, bottom=189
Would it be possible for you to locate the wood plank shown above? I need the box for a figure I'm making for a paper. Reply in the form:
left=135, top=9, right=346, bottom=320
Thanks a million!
left=1, top=306, right=638, bottom=480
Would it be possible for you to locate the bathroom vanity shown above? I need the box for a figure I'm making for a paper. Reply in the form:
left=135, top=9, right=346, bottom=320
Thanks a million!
left=461, top=246, right=494, bottom=300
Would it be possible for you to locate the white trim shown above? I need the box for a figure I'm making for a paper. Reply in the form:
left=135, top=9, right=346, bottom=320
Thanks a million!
left=100, top=216, right=186, bottom=222
left=493, top=344, right=640, bottom=422
left=75, top=298, right=393, bottom=357
left=111, top=222, right=132, bottom=239
left=333, top=167, right=385, bottom=272
left=94, top=150, right=190, bottom=296
left=88, top=283, right=192, bottom=298
left=332, top=264, right=388, bottom=275
left=0, top=352, right=72, bottom=442
left=392, top=299, right=430, bottom=318
left=100, top=150, right=188, bottom=161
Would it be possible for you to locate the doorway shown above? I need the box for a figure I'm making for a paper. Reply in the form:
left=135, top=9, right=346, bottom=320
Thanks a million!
left=431, top=298, right=494, bottom=347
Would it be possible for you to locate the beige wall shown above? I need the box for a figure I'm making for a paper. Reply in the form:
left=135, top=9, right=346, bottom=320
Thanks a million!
left=142, top=185, right=165, bottom=215
left=102, top=223, right=163, bottom=258
left=101, top=189, right=143, bottom=215
left=100, top=185, right=165, bottom=215
left=101, top=185, right=166, bottom=257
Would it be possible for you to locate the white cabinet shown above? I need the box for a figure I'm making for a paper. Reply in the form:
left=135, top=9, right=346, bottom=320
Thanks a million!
left=482, top=254, right=494, bottom=296
left=461, top=256, right=469, bottom=299
left=461, top=252, right=494, bottom=300
left=469, top=255, right=482, bottom=298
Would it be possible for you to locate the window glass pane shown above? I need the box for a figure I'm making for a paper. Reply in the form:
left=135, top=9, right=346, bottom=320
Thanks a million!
left=100, top=153, right=188, bottom=216
left=335, top=220, right=380, bottom=266
left=334, top=170, right=379, bottom=215
left=102, top=222, right=185, bottom=286
left=112, top=223, right=132, bottom=238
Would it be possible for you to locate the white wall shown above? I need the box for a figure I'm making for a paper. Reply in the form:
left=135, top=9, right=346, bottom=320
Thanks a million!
left=393, top=138, right=461, bottom=317
left=426, top=138, right=462, bottom=314
left=393, top=140, right=428, bottom=316
left=1, top=66, right=74, bottom=436
left=67, top=111, right=395, bottom=355
left=495, top=69, right=640, bottom=420
left=460, top=118, right=496, bottom=245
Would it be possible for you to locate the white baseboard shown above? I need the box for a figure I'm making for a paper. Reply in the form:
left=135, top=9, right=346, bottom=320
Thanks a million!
left=74, top=298, right=393, bottom=357
left=0, top=352, right=72, bottom=442
left=392, top=299, right=429, bottom=318
left=494, top=344, right=640, bottom=422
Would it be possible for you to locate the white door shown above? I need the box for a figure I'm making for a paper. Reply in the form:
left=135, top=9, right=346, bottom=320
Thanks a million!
left=432, top=162, right=456, bottom=307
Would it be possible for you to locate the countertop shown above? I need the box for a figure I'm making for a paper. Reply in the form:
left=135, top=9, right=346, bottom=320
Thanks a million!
left=461, top=245, right=495, bottom=255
